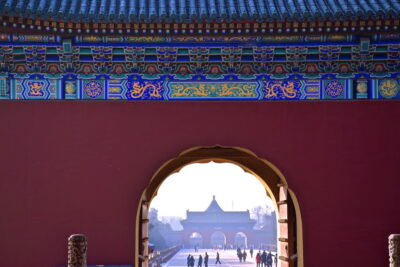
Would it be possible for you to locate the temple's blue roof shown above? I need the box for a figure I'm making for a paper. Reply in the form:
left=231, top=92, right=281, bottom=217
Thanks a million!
left=1, top=0, right=399, bottom=23
left=205, top=195, right=224, bottom=212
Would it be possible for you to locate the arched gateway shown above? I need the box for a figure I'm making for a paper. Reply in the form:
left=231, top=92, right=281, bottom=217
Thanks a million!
left=189, top=232, right=203, bottom=248
left=235, top=232, right=248, bottom=248
left=137, top=145, right=303, bottom=267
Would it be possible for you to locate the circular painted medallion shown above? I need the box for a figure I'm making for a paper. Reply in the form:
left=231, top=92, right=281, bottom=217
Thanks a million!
left=379, top=80, right=399, bottom=99
left=325, top=81, right=344, bottom=98
left=84, top=81, right=102, bottom=98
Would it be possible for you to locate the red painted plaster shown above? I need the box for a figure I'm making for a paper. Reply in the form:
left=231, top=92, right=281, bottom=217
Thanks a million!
left=0, top=101, right=399, bottom=267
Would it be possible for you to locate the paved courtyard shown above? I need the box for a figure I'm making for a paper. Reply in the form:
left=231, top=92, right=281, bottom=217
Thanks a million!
left=163, top=249, right=275, bottom=267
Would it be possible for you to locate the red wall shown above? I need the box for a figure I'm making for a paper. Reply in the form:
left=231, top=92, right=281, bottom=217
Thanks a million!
left=0, top=101, right=399, bottom=267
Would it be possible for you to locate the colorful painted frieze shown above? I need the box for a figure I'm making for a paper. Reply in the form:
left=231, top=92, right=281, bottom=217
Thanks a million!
left=168, top=81, right=259, bottom=100
left=0, top=34, right=399, bottom=78
left=1, top=74, right=399, bottom=101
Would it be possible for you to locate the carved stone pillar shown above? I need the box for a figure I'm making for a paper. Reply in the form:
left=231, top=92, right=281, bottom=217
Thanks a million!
left=389, top=234, right=400, bottom=267
left=68, top=234, right=87, bottom=267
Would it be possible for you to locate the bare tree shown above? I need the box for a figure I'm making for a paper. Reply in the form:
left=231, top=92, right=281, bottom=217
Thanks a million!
left=251, top=206, right=263, bottom=229
left=264, top=204, right=274, bottom=215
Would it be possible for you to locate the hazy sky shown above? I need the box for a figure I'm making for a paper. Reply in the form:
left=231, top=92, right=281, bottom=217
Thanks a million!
left=150, top=162, right=274, bottom=218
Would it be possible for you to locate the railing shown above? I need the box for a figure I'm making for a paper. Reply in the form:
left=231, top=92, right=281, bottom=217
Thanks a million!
left=149, top=246, right=181, bottom=267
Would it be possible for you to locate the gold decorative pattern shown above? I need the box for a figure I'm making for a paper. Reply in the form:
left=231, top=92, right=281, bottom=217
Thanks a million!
left=379, top=79, right=399, bottom=99
left=65, top=82, right=76, bottom=94
left=265, top=81, right=298, bottom=99
left=169, top=82, right=258, bottom=98
left=128, top=81, right=162, bottom=99
left=27, top=81, right=44, bottom=96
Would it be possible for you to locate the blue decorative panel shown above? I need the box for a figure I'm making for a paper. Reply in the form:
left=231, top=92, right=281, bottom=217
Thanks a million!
left=126, top=80, right=164, bottom=100
left=168, top=81, right=260, bottom=100
left=107, top=79, right=126, bottom=100
left=301, top=80, right=321, bottom=100
left=81, top=80, right=106, bottom=100
left=11, top=78, right=61, bottom=99
left=0, top=78, right=9, bottom=99
left=263, top=80, right=302, bottom=100
left=106, top=79, right=165, bottom=100
left=355, top=80, right=369, bottom=99
left=322, top=80, right=353, bottom=100
left=374, top=79, right=400, bottom=99
left=323, top=80, right=345, bottom=99
left=1, top=73, right=398, bottom=101
left=64, top=80, right=77, bottom=99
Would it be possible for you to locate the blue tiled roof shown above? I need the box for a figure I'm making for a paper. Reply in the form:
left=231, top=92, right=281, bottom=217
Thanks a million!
left=1, top=0, right=399, bottom=23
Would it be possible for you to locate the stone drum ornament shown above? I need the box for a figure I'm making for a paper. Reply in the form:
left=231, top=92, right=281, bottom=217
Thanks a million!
left=389, top=234, right=400, bottom=267
left=68, top=234, right=87, bottom=267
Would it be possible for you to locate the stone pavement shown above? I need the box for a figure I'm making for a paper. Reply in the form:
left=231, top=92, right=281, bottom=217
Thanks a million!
left=163, top=249, right=275, bottom=267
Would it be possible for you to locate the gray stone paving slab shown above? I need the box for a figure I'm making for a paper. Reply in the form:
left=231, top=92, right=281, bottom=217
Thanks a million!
left=164, top=249, right=260, bottom=267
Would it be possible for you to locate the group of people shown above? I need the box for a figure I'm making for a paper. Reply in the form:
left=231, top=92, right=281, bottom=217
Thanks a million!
left=255, top=250, right=276, bottom=267
left=188, top=252, right=220, bottom=267
left=236, top=248, right=248, bottom=262
left=187, top=249, right=276, bottom=267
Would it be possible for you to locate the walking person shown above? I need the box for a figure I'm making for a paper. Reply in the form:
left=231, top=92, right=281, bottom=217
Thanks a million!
left=190, top=255, right=195, bottom=267
left=250, top=248, right=253, bottom=258
left=256, top=252, right=261, bottom=267
left=261, top=250, right=267, bottom=267
left=237, top=249, right=242, bottom=262
left=266, top=252, right=272, bottom=267
left=187, top=254, right=191, bottom=267
left=204, top=252, right=209, bottom=267
left=243, top=250, right=247, bottom=262
left=198, top=255, right=203, bottom=267
left=215, top=252, right=222, bottom=264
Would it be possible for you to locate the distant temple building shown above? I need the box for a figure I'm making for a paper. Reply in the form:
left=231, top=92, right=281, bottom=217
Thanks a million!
left=179, top=196, right=274, bottom=249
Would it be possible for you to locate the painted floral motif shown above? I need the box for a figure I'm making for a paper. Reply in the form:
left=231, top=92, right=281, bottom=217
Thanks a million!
left=325, top=80, right=344, bottom=98
left=84, top=81, right=103, bottom=98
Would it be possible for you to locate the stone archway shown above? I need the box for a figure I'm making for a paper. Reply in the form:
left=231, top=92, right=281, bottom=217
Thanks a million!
left=136, top=145, right=303, bottom=267
left=234, top=232, right=248, bottom=248
left=189, top=232, right=203, bottom=248
left=210, top=231, right=227, bottom=248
